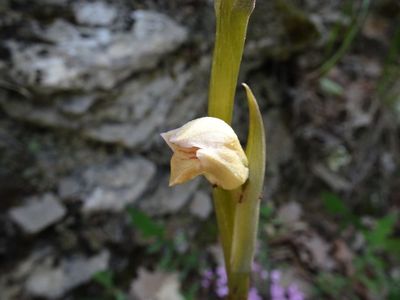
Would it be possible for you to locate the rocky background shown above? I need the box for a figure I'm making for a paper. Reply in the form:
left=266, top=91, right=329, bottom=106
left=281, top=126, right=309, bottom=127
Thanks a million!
left=0, top=0, right=399, bottom=299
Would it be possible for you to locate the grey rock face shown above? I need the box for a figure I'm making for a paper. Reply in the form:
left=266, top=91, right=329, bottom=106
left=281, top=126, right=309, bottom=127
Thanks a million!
left=81, top=66, right=195, bottom=148
left=57, top=157, right=156, bottom=213
left=140, top=177, right=200, bottom=216
left=25, top=250, right=109, bottom=299
left=8, top=10, right=188, bottom=92
left=73, top=1, right=118, bottom=26
left=82, top=157, right=156, bottom=213
left=189, top=191, right=212, bottom=219
left=57, top=95, right=97, bottom=116
left=9, top=193, right=66, bottom=234
left=0, top=59, right=206, bottom=149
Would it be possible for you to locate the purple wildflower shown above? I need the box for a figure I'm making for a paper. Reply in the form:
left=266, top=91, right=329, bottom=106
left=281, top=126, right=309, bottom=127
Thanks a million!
left=287, top=284, right=304, bottom=300
left=270, top=270, right=286, bottom=300
left=271, top=270, right=281, bottom=282
left=270, top=282, right=286, bottom=300
left=248, top=287, right=262, bottom=300
left=201, top=269, right=213, bottom=289
left=216, top=285, right=229, bottom=297
left=215, top=266, right=228, bottom=298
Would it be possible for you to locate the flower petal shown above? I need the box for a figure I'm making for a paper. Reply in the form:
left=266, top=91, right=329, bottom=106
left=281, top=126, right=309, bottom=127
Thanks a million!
left=169, top=153, right=202, bottom=186
left=161, top=117, right=249, bottom=190
left=168, top=117, right=238, bottom=149
left=197, top=147, right=249, bottom=190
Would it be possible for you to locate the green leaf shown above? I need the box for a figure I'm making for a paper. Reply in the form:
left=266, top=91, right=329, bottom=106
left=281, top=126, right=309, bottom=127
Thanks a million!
left=93, top=270, right=114, bottom=289
left=230, top=84, right=266, bottom=297
left=159, top=246, right=174, bottom=270
left=114, top=291, right=126, bottom=300
left=318, top=0, right=371, bottom=76
left=315, top=272, right=348, bottom=296
left=384, top=238, right=400, bottom=257
left=147, top=239, right=164, bottom=254
left=127, top=208, right=165, bottom=239
left=322, top=192, right=349, bottom=216
left=319, top=78, right=344, bottom=96
left=366, top=213, right=397, bottom=248
left=260, top=204, right=273, bottom=220
left=183, top=282, right=199, bottom=300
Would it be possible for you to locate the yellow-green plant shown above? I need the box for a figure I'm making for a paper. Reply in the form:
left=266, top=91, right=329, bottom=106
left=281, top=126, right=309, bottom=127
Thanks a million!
left=162, top=1, right=265, bottom=298
left=208, top=1, right=265, bottom=298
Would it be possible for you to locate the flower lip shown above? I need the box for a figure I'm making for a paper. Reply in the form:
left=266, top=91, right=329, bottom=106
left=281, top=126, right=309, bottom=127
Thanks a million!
left=161, top=117, right=249, bottom=190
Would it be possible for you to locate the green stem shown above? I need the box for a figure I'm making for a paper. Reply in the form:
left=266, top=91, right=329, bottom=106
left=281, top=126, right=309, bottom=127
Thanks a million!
left=318, top=0, right=371, bottom=76
left=212, top=188, right=235, bottom=277
left=208, top=0, right=254, bottom=124
left=207, top=1, right=257, bottom=298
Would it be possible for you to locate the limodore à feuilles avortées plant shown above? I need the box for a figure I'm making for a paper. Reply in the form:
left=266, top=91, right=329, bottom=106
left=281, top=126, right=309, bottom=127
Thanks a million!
left=161, top=1, right=265, bottom=299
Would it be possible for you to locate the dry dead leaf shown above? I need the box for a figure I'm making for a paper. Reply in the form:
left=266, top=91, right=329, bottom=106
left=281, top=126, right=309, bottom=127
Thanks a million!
left=312, top=163, right=351, bottom=191
left=345, top=81, right=376, bottom=128
left=130, top=268, right=183, bottom=300
left=279, top=267, right=312, bottom=297
left=333, top=239, right=354, bottom=275
left=296, top=232, right=335, bottom=271
left=363, top=15, right=389, bottom=41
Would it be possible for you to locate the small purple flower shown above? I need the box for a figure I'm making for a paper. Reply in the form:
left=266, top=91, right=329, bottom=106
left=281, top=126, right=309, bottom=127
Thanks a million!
left=270, top=282, right=286, bottom=300
left=248, top=287, right=262, bottom=300
left=287, top=284, right=304, bottom=300
left=215, top=266, right=228, bottom=298
left=216, top=266, right=227, bottom=285
left=201, top=269, right=213, bottom=288
left=216, top=285, right=229, bottom=297
left=216, top=266, right=227, bottom=279
left=201, top=278, right=211, bottom=288
left=270, top=270, right=281, bottom=282
left=270, top=270, right=286, bottom=300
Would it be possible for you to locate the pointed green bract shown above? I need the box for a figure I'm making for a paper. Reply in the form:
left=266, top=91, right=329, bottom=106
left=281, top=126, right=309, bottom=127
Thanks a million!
left=229, top=84, right=266, bottom=298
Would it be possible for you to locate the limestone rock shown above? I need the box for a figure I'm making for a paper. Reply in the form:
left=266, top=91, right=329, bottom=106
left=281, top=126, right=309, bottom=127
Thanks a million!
left=130, top=268, right=184, bottom=300
left=57, top=177, right=82, bottom=200
left=8, top=10, right=188, bottom=92
left=9, top=193, right=66, bottom=234
left=189, top=191, right=212, bottom=219
left=25, top=250, right=109, bottom=299
left=73, top=1, right=117, bottom=26
left=82, top=67, right=193, bottom=148
left=0, top=62, right=202, bottom=150
left=140, top=177, right=200, bottom=216
left=80, top=157, right=156, bottom=213
left=57, top=95, right=96, bottom=116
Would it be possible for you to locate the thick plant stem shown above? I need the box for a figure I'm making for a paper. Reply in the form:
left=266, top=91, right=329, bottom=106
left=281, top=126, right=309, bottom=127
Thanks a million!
left=207, top=1, right=257, bottom=298
left=208, top=0, right=254, bottom=124
left=212, top=188, right=234, bottom=276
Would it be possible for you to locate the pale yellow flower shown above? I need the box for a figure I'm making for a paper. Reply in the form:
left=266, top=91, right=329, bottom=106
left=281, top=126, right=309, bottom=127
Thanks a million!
left=161, top=117, right=248, bottom=190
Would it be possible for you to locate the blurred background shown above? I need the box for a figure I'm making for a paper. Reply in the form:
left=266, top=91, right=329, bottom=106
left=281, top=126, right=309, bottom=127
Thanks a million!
left=0, top=0, right=399, bottom=299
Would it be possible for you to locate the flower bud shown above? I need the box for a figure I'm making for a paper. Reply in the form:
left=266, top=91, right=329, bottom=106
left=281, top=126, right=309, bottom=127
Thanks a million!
left=161, top=117, right=248, bottom=190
